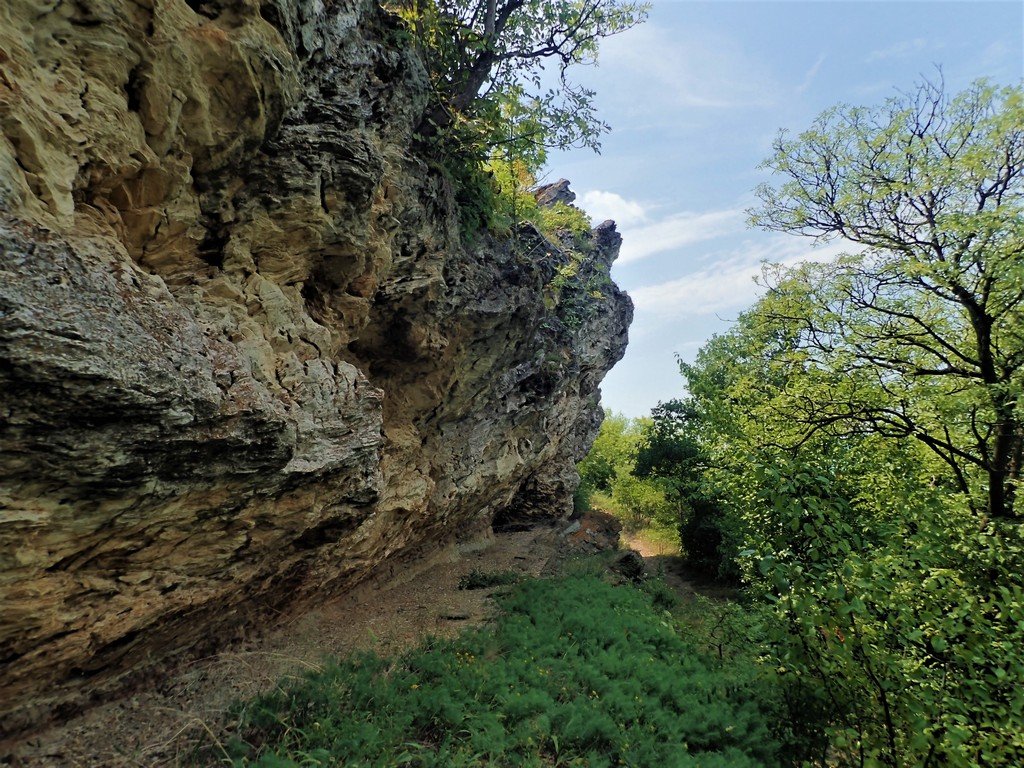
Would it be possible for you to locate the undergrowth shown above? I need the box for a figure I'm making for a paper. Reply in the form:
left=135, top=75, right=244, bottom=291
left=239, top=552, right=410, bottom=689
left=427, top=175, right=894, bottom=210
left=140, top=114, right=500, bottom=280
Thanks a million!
left=457, top=569, right=520, bottom=590
left=212, top=574, right=816, bottom=767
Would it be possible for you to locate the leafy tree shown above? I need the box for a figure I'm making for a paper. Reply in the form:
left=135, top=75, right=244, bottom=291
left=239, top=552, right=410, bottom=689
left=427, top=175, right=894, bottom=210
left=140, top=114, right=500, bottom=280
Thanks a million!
left=578, top=410, right=640, bottom=493
left=675, top=78, right=1024, bottom=766
left=608, top=470, right=671, bottom=532
left=634, top=400, right=700, bottom=481
left=634, top=400, right=734, bottom=577
left=751, top=78, right=1024, bottom=522
left=682, top=298, right=1024, bottom=766
left=404, top=0, right=648, bottom=153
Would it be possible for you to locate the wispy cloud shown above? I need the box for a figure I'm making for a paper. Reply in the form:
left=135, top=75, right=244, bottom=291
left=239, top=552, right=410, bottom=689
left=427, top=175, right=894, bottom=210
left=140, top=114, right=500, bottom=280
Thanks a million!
left=618, top=209, right=745, bottom=265
left=866, top=38, right=928, bottom=63
left=597, top=24, right=780, bottom=109
left=796, top=54, right=826, bottom=94
left=579, top=190, right=648, bottom=227
left=630, top=237, right=851, bottom=318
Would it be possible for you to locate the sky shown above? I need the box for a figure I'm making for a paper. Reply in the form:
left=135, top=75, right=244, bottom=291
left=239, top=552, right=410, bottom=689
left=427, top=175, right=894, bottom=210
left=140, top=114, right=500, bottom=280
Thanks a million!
left=544, top=1, right=1024, bottom=418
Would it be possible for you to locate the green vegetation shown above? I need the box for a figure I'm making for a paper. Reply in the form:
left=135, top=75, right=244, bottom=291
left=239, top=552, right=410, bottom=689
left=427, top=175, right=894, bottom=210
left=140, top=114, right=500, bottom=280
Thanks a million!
left=483, top=156, right=594, bottom=242
left=397, top=0, right=647, bottom=155
left=457, top=568, right=520, bottom=590
left=216, top=574, right=814, bottom=768
left=577, top=408, right=729, bottom=573
left=577, top=412, right=679, bottom=545
left=390, top=0, right=646, bottom=242
left=637, top=79, right=1024, bottom=766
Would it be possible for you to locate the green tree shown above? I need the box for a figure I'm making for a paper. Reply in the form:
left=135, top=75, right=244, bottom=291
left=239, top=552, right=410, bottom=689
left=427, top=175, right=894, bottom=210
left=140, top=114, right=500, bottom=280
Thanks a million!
left=681, top=296, right=1024, bottom=766
left=405, top=0, right=648, bottom=153
left=634, top=400, right=733, bottom=577
left=578, top=410, right=641, bottom=493
left=675, top=78, right=1024, bottom=766
left=610, top=470, right=671, bottom=532
left=751, top=78, right=1024, bottom=522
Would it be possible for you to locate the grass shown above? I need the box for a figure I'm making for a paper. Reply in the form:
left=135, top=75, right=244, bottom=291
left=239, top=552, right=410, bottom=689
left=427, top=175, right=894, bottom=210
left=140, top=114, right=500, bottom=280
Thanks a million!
left=212, top=573, right=805, bottom=768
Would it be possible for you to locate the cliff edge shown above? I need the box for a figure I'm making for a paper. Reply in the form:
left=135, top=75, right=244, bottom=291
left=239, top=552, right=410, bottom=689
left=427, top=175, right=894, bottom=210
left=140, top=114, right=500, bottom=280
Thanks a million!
left=0, top=0, right=631, bottom=736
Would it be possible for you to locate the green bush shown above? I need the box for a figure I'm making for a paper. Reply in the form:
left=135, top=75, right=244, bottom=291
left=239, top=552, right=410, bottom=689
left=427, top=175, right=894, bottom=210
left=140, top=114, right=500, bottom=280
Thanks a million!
left=539, top=202, right=593, bottom=241
left=572, top=479, right=593, bottom=515
left=218, top=576, right=814, bottom=767
left=457, top=569, right=520, bottom=590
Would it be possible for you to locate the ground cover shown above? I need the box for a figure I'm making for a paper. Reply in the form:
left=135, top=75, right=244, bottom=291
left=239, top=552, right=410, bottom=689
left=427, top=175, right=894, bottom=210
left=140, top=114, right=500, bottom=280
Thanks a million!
left=216, top=572, right=796, bottom=767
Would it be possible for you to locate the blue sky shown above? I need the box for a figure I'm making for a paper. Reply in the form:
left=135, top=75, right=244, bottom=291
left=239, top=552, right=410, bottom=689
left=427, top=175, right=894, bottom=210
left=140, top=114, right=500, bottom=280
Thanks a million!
left=546, top=1, right=1024, bottom=417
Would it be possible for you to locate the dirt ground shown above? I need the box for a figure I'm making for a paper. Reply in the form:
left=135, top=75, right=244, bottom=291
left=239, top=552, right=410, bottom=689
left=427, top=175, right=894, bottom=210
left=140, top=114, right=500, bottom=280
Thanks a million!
left=622, top=532, right=737, bottom=602
left=5, top=517, right=726, bottom=767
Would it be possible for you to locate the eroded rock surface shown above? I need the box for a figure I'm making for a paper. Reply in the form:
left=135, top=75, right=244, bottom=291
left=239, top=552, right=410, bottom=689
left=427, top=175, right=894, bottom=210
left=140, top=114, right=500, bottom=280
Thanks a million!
left=0, top=0, right=631, bottom=738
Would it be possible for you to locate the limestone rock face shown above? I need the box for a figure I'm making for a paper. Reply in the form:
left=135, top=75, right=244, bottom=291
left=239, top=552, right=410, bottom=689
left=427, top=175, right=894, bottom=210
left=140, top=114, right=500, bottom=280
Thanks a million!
left=0, top=0, right=631, bottom=736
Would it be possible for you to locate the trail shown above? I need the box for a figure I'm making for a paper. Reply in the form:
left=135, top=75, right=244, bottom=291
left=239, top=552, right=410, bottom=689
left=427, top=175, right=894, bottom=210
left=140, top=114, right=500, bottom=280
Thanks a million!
left=622, top=532, right=737, bottom=602
left=9, top=524, right=571, bottom=767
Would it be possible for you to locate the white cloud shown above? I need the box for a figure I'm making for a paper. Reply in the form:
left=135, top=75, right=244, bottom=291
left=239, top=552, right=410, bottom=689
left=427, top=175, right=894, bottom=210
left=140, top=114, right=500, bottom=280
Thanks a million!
left=796, top=54, right=826, bottom=94
left=617, top=208, right=745, bottom=265
left=866, top=38, right=928, bottom=63
left=629, top=237, right=851, bottom=319
left=579, top=190, right=648, bottom=227
left=597, top=24, right=780, bottom=109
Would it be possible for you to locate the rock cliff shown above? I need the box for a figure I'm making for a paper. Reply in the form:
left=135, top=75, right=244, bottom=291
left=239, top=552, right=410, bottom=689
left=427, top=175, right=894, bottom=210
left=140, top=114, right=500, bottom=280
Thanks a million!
left=0, top=0, right=631, bottom=737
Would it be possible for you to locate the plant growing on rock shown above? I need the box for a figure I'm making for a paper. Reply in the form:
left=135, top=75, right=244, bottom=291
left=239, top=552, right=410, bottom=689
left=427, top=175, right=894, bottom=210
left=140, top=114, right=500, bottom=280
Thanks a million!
left=400, top=0, right=647, bottom=153
left=391, top=0, right=646, bottom=239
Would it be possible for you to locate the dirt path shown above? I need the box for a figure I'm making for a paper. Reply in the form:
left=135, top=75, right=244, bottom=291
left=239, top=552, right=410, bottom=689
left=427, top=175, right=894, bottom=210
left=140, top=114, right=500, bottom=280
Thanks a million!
left=622, top=533, right=737, bottom=602
left=7, top=523, right=574, bottom=767
left=6, top=517, right=718, bottom=767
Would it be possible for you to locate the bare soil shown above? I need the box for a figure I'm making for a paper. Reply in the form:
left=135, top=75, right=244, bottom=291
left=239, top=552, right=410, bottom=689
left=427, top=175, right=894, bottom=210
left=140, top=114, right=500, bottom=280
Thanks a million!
left=622, top=532, right=738, bottom=602
left=5, top=517, right=728, bottom=767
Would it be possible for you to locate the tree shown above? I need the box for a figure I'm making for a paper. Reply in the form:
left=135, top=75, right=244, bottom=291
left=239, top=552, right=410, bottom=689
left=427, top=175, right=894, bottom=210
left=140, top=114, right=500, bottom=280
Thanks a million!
left=751, top=79, right=1024, bottom=522
left=400, top=0, right=647, bottom=153
left=577, top=410, right=641, bottom=493
left=679, top=296, right=1024, bottom=766
left=633, top=400, right=734, bottom=576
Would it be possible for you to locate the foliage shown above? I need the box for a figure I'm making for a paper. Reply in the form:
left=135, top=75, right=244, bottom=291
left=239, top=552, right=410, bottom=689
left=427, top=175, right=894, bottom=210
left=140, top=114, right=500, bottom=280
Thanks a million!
left=399, top=0, right=647, bottom=153
left=540, top=201, right=594, bottom=241
left=577, top=411, right=643, bottom=493
left=751, top=78, right=1024, bottom=522
left=673, top=78, right=1024, bottom=766
left=482, top=154, right=542, bottom=232
left=609, top=470, right=672, bottom=533
left=457, top=569, right=520, bottom=590
left=574, top=413, right=676, bottom=544
left=218, top=575, right=805, bottom=768
left=742, top=455, right=1024, bottom=767
left=635, top=400, right=735, bottom=579
left=572, top=478, right=593, bottom=515
left=390, top=0, right=645, bottom=243
left=484, top=154, right=594, bottom=238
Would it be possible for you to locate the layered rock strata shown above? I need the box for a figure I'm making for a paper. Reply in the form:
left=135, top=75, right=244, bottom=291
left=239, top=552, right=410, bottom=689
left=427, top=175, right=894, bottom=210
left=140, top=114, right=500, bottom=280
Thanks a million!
left=0, top=0, right=631, bottom=736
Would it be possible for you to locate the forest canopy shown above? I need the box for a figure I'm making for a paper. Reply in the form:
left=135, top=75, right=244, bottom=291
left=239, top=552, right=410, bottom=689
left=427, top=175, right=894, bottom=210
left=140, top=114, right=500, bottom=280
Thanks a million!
left=751, top=79, right=1024, bottom=523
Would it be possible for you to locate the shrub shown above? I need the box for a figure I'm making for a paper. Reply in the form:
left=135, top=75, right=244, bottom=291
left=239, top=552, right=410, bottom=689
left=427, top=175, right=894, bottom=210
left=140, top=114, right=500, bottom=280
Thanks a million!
left=457, top=569, right=520, bottom=590
left=218, top=576, right=814, bottom=767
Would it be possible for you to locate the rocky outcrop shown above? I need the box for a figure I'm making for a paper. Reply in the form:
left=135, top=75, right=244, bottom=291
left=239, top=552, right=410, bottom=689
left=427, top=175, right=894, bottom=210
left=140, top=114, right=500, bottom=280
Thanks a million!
left=0, top=0, right=631, bottom=738
left=534, top=179, right=576, bottom=207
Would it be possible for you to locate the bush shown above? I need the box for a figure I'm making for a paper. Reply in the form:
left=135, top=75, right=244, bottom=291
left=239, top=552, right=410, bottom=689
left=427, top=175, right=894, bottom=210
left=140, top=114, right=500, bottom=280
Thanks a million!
left=457, top=569, right=520, bottom=590
left=218, top=575, right=815, bottom=767
left=610, top=472, right=671, bottom=533
left=572, top=479, right=593, bottom=516
left=679, top=494, right=738, bottom=581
